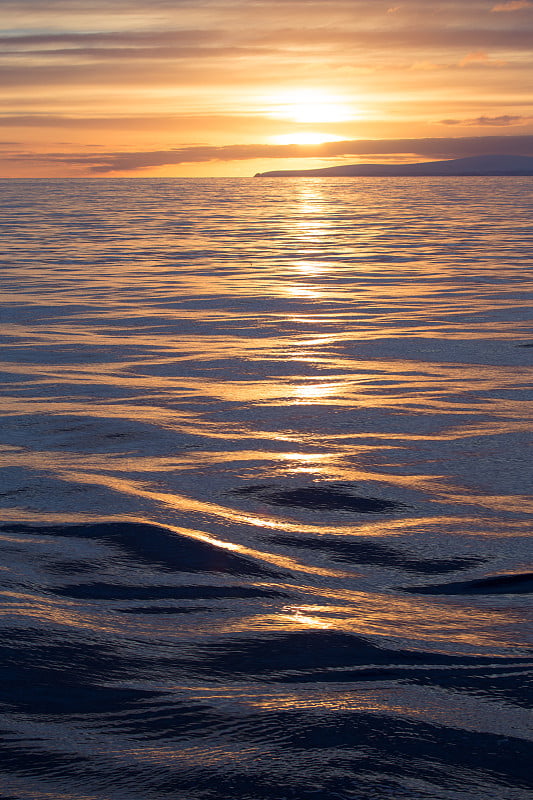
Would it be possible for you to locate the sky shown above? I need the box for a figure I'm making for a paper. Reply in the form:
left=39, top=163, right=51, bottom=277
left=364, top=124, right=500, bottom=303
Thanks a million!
left=1, top=0, right=532, bottom=177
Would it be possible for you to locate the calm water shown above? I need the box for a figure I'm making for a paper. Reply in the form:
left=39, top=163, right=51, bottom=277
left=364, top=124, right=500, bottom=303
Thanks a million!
left=0, top=177, right=532, bottom=800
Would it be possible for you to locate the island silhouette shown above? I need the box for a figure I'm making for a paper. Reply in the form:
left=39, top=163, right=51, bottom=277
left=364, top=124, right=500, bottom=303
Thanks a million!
left=255, top=153, right=533, bottom=177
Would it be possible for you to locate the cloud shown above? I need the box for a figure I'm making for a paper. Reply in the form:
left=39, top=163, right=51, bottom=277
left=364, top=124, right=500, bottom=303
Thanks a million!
left=440, top=115, right=530, bottom=126
left=491, top=0, right=533, bottom=11
left=11, top=135, right=533, bottom=173
left=0, top=30, right=215, bottom=48
left=1, top=23, right=530, bottom=97
left=458, top=51, right=507, bottom=67
left=409, top=61, right=444, bottom=71
left=0, top=113, right=196, bottom=129
left=1, top=15, right=532, bottom=61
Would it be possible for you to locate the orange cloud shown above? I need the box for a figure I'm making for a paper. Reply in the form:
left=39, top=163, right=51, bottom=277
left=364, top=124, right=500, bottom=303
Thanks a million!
left=459, top=50, right=507, bottom=66
left=491, top=0, right=532, bottom=10
left=6, top=135, right=532, bottom=174
left=409, top=61, right=443, bottom=71
left=440, top=115, right=530, bottom=126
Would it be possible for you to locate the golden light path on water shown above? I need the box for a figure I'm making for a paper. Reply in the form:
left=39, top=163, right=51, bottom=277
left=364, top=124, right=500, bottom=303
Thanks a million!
left=0, top=176, right=532, bottom=800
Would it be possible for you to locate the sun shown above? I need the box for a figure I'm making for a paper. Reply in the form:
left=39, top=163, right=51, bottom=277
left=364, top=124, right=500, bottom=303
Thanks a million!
left=266, top=88, right=353, bottom=124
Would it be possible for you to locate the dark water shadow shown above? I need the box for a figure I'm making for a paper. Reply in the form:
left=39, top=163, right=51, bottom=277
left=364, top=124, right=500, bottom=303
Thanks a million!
left=269, top=534, right=484, bottom=574
left=402, top=571, right=533, bottom=594
left=1, top=522, right=280, bottom=577
left=233, top=484, right=407, bottom=514
left=51, top=583, right=288, bottom=600
left=118, top=606, right=212, bottom=614
left=196, top=629, right=527, bottom=678
left=196, top=629, right=532, bottom=709
left=0, top=634, right=157, bottom=715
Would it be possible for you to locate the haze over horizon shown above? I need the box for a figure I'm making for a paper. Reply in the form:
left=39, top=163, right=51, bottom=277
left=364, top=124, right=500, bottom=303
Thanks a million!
left=1, top=0, right=532, bottom=177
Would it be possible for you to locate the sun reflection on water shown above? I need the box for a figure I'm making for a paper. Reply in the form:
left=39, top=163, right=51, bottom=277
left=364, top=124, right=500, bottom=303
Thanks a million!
left=292, top=380, right=350, bottom=404
left=280, top=605, right=334, bottom=630
left=284, top=285, right=324, bottom=300
left=278, top=182, right=343, bottom=303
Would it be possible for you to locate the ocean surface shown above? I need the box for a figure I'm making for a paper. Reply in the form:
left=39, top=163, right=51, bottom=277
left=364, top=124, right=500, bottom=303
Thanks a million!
left=0, top=176, right=532, bottom=800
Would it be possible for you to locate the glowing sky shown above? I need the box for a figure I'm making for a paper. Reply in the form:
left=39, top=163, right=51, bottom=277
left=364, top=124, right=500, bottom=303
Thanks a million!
left=1, top=0, right=532, bottom=176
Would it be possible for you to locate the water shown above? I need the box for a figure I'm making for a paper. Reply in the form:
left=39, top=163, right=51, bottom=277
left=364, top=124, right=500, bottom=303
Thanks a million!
left=0, top=177, right=532, bottom=800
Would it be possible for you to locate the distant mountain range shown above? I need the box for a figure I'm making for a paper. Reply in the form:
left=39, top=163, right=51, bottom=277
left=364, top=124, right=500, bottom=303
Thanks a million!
left=254, top=154, right=533, bottom=177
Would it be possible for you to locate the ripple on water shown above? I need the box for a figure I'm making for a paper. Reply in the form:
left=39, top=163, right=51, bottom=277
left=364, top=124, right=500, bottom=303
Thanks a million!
left=0, top=177, right=532, bottom=800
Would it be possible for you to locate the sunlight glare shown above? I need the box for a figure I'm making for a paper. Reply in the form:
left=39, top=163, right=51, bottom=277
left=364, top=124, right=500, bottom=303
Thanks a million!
left=272, top=132, right=343, bottom=146
left=267, top=89, right=354, bottom=124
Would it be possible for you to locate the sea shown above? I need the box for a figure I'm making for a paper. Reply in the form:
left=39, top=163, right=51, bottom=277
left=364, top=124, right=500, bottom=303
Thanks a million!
left=0, top=176, right=532, bottom=800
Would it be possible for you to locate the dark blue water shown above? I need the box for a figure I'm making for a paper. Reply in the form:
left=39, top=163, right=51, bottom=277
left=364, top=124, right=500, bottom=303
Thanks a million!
left=0, top=177, right=532, bottom=799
